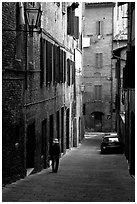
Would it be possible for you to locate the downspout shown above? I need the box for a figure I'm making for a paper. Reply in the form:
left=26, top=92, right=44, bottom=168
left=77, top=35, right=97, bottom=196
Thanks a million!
left=111, top=6, right=114, bottom=131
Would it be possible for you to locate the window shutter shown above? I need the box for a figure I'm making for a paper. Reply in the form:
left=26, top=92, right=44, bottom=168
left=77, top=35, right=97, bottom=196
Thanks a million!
left=60, top=49, right=63, bottom=83
left=57, top=46, right=60, bottom=83
left=67, top=59, right=70, bottom=86
left=67, top=7, right=71, bottom=35
left=98, top=85, right=102, bottom=100
left=71, top=9, right=75, bottom=35
left=49, top=42, right=52, bottom=84
left=53, top=44, right=56, bottom=84
left=74, top=16, right=79, bottom=39
left=67, top=6, right=75, bottom=36
left=96, top=21, right=99, bottom=35
left=55, top=45, right=57, bottom=83
left=46, top=40, right=49, bottom=86
left=95, top=53, right=98, bottom=68
left=96, top=21, right=103, bottom=35
left=100, top=21, right=104, bottom=35
left=72, top=61, right=75, bottom=84
left=63, top=51, right=66, bottom=83
left=40, top=37, right=43, bottom=86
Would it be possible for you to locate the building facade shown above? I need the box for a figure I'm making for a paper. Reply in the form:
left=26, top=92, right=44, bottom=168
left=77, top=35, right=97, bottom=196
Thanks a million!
left=82, top=2, right=116, bottom=132
left=2, top=2, right=83, bottom=185
left=112, top=2, right=135, bottom=176
left=112, top=2, right=128, bottom=141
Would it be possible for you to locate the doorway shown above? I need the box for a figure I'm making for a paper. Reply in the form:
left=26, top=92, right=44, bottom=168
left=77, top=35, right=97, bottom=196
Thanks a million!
left=91, top=112, right=104, bottom=132
left=26, top=122, right=35, bottom=170
left=42, top=119, right=48, bottom=168
left=61, top=107, right=64, bottom=153
left=49, top=114, right=54, bottom=156
left=66, top=109, right=69, bottom=149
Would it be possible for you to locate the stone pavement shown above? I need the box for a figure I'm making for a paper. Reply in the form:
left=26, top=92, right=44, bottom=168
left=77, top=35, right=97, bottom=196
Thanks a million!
left=2, top=133, right=135, bottom=202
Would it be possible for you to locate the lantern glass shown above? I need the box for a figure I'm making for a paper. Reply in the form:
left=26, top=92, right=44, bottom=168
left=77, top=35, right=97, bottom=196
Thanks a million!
left=25, top=3, right=42, bottom=29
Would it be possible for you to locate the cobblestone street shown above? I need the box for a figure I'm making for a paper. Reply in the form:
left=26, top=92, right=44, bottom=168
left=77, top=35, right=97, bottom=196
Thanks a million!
left=2, top=133, right=135, bottom=202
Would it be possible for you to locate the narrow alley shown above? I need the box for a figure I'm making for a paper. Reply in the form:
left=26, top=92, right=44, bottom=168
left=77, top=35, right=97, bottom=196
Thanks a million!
left=2, top=132, right=135, bottom=202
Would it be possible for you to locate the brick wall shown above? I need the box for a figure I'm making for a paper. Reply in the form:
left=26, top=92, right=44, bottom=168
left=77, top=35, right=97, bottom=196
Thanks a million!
left=2, top=2, right=26, bottom=185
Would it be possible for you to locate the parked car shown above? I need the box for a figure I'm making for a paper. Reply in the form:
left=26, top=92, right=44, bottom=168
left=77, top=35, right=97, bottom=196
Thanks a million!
left=100, top=134, right=124, bottom=154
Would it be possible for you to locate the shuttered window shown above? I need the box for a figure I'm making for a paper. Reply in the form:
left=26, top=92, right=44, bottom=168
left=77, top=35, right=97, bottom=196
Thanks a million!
left=46, top=41, right=49, bottom=86
left=95, top=53, right=103, bottom=68
left=74, top=16, right=79, bottom=39
left=44, top=42, right=67, bottom=86
left=72, top=61, right=75, bottom=84
left=67, top=6, right=75, bottom=35
left=63, top=51, right=66, bottom=83
left=96, top=21, right=103, bottom=35
left=53, top=44, right=56, bottom=84
left=67, top=59, right=70, bottom=86
left=49, top=42, right=52, bottom=84
left=40, top=37, right=45, bottom=86
left=59, top=49, right=63, bottom=83
left=94, top=85, right=102, bottom=100
left=67, top=6, right=79, bottom=38
left=57, top=46, right=60, bottom=83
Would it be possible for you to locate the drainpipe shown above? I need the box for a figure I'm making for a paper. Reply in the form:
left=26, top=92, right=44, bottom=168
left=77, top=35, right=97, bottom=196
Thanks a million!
left=111, top=6, right=114, bottom=131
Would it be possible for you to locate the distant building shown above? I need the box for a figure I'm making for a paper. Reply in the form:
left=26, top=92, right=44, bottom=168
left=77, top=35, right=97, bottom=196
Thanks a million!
left=2, top=2, right=84, bottom=185
left=82, top=2, right=116, bottom=132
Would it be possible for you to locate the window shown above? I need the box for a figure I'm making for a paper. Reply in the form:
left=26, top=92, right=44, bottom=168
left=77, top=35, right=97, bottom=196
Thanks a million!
left=40, top=39, right=67, bottom=86
left=60, top=49, right=63, bottom=83
left=67, top=59, right=70, bottom=86
left=67, top=6, right=75, bottom=35
left=94, top=85, right=102, bottom=100
left=96, top=21, right=103, bottom=36
left=46, top=41, right=53, bottom=86
left=95, top=53, right=103, bottom=68
left=62, top=2, right=66, bottom=15
left=40, top=37, right=45, bottom=86
left=63, top=51, right=66, bottom=83
left=72, top=61, right=75, bottom=84
left=67, top=5, right=79, bottom=39
left=74, top=16, right=79, bottom=39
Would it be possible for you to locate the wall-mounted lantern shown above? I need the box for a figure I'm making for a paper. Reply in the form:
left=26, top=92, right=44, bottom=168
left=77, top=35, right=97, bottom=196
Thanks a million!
left=25, top=3, right=42, bottom=36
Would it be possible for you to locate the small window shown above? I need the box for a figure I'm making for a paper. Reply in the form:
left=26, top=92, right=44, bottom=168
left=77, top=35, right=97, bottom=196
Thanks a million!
left=95, top=53, right=103, bottom=68
left=96, top=21, right=103, bottom=35
left=94, top=85, right=102, bottom=100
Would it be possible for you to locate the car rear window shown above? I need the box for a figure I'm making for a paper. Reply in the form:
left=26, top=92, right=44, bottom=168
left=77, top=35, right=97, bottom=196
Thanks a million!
left=103, top=137, right=119, bottom=142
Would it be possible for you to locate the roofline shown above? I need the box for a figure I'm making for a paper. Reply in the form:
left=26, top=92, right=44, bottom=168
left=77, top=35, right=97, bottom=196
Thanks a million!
left=113, top=45, right=127, bottom=52
left=118, top=2, right=128, bottom=6
left=85, top=2, right=115, bottom=8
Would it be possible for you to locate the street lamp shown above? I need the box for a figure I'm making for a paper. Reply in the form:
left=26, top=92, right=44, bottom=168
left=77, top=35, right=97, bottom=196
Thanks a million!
left=25, top=3, right=42, bottom=36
